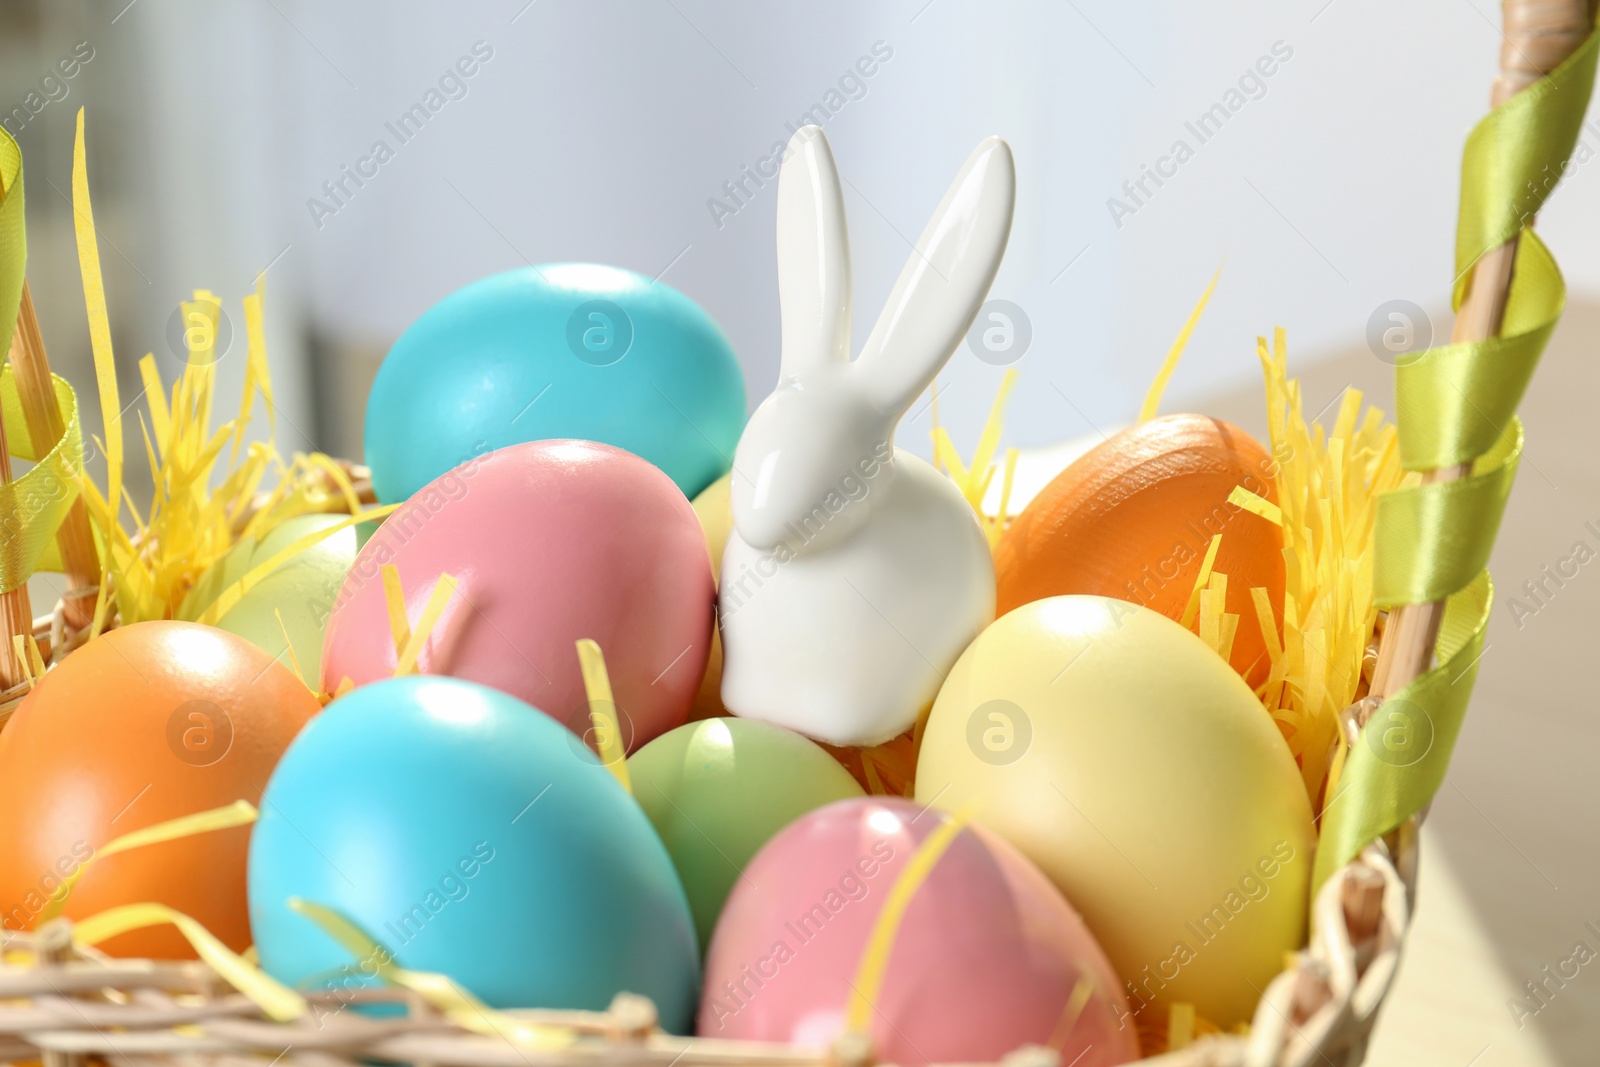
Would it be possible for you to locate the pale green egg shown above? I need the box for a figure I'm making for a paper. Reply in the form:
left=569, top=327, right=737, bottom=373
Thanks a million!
left=179, top=514, right=356, bottom=684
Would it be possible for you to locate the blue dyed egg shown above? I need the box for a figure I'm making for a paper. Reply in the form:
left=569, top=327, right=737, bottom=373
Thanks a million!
left=247, top=675, right=700, bottom=1030
left=365, top=264, right=746, bottom=503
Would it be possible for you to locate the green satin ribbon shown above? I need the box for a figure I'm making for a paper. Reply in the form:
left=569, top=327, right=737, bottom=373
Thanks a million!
left=0, top=130, right=26, bottom=374
left=0, top=366, right=86, bottom=590
left=1396, top=234, right=1559, bottom=471
left=1314, top=21, right=1600, bottom=891
left=1372, top=418, right=1521, bottom=606
left=0, top=127, right=87, bottom=594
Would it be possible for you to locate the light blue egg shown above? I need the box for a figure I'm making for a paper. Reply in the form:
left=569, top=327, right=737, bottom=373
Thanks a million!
left=247, top=675, right=700, bottom=1031
left=364, top=264, right=745, bottom=504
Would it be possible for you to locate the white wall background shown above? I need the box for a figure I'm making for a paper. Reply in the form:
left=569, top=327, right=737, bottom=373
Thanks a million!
left=10, top=0, right=1600, bottom=458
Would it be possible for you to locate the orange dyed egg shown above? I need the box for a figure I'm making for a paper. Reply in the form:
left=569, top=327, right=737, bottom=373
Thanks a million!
left=995, top=414, right=1284, bottom=684
left=0, top=621, right=319, bottom=958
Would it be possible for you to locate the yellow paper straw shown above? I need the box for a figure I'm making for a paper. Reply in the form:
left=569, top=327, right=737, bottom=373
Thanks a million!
left=1227, top=485, right=1283, bottom=526
left=197, top=505, right=397, bottom=626
left=74, top=902, right=304, bottom=1021
left=576, top=638, right=630, bottom=793
left=1179, top=534, right=1223, bottom=629
left=1139, top=264, right=1222, bottom=423
left=39, top=800, right=258, bottom=924
left=845, top=807, right=970, bottom=1034
left=394, top=573, right=459, bottom=676
left=71, top=109, right=121, bottom=638
left=381, top=563, right=411, bottom=657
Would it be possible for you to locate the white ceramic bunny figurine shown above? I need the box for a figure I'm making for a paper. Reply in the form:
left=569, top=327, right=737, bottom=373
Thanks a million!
left=718, top=125, right=1013, bottom=747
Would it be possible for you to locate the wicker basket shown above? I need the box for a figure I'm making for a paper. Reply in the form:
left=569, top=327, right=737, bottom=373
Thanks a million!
left=0, top=1, right=1589, bottom=1064
left=0, top=830, right=1415, bottom=1067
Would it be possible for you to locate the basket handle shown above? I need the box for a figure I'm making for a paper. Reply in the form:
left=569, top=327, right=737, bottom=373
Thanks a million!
left=0, top=348, right=28, bottom=691
left=1369, top=0, right=1593, bottom=699
left=9, top=283, right=101, bottom=634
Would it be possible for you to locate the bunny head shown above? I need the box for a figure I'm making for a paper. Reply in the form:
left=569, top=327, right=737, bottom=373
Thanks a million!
left=730, top=126, right=1016, bottom=556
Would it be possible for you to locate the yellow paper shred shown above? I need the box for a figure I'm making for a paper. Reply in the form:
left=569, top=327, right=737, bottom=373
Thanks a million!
left=576, top=638, right=631, bottom=794
left=1227, top=485, right=1283, bottom=526
left=1167, top=1002, right=1196, bottom=1050
left=138, top=355, right=172, bottom=451
left=931, top=369, right=1021, bottom=546
left=231, top=273, right=275, bottom=463
left=24, top=634, right=44, bottom=680
left=197, top=506, right=396, bottom=627
left=1139, top=264, right=1223, bottom=423
left=1195, top=571, right=1241, bottom=666
left=40, top=800, right=258, bottom=924
left=820, top=730, right=920, bottom=798
left=1137, top=1002, right=1224, bottom=1057
left=861, top=756, right=886, bottom=797
left=846, top=807, right=970, bottom=1034
left=66, top=127, right=392, bottom=655
left=1218, top=614, right=1239, bottom=668
left=394, top=573, right=458, bottom=676
left=381, top=563, right=412, bottom=658
left=996, top=445, right=1018, bottom=524
left=307, top=452, right=363, bottom=517
left=1140, top=319, right=1408, bottom=811
left=1180, top=534, right=1222, bottom=629
left=1244, top=329, right=1408, bottom=806
left=9, top=635, right=33, bottom=687
left=1046, top=978, right=1096, bottom=1051
left=71, top=110, right=122, bottom=637
left=274, top=608, right=306, bottom=686
left=82, top=332, right=390, bottom=635
left=74, top=902, right=305, bottom=1021
left=1198, top=574, right=1224, bottom=653
left=1250, top=586, right=1286, bottom=707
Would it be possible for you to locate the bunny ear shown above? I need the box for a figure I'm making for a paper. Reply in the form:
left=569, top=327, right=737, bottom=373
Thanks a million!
left=855, top=136, right=1016, bottom=415
left=776, top=125, right=852, bottom=379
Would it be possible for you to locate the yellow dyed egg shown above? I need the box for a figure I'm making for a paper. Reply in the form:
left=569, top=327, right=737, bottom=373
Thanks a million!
left=691, top=471, right=733, bottom=576
left=179, top=514, right=357, bottom=684
left=689, top=473, right=732, bottom=720
left=914, top=595, right=1313, bottom=1028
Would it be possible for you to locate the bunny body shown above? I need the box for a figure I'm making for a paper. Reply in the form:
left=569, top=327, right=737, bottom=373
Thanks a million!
left=718, top=126, right=1014, bottom=746
left=720, top=445, right=993, bottom=746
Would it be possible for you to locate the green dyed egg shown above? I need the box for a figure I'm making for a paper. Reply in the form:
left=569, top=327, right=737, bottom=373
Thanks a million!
left=628, top=717, right=863, bottom=953
left=179, top=514, right=356, bottom=683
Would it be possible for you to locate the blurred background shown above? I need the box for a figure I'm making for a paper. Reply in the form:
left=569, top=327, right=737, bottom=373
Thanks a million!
left=3, top=1, right=1597, bottom=1063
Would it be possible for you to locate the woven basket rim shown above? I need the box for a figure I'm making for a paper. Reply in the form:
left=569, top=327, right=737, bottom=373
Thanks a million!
left=0, top=822, right=1412, bottom=1067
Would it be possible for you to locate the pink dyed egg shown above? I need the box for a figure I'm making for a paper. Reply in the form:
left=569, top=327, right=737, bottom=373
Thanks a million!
left=322, top=440, right=713, bottom=751
left=700, top=797, right=1138, bottom=1065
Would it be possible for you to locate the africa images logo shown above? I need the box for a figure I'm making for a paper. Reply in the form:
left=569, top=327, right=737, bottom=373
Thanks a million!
left=306, top=41, right=495, bottom=230
left=701, top=838, right=896, bottom=1029
left=706, top=41, right=894, bottom=230
left=1106, top=41, right=1294, bottom=228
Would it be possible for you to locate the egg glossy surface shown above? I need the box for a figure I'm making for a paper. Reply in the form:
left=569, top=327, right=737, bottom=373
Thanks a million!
left=700, top=796, right=1137, bottom=1066
left=320, top=439, right=715, bottom=751
left=0, top=622, right=319, bottom=958
left=365, top=264, right=746, bottom=504
left=248, top=675, right=700, bottom=1030
left=628, top=717, right=862, bottom=953
left=995, top=414, right=1283, bottom=684
left=688, top=473, right=731, bottom=719
left=179, top=513, right=356, bottom=683
left=914, top=595, right=1314, bottom=1028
